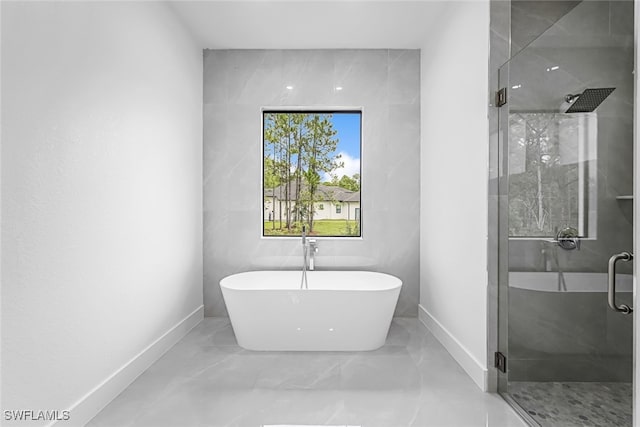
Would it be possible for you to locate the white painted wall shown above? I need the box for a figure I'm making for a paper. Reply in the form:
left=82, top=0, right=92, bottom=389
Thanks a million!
left=419, top=0, right=491, bottom=390
left=1, top=2, right=203, bottom=425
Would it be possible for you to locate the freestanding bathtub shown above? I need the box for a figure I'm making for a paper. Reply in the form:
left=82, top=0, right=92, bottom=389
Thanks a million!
left=220, top=270, right=402, bottom=351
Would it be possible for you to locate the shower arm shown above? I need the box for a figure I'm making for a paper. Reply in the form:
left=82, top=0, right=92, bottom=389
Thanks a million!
left=565, top=94, right=580, bottom=103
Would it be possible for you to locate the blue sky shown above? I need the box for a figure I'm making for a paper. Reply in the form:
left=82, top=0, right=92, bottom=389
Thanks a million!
left=331, top=112, right=361, bottom=160
left=326, top=112, right=361, bottom=181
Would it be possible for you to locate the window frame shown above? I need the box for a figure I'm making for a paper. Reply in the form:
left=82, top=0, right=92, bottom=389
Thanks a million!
left=260, top=108, right=363, bottom=239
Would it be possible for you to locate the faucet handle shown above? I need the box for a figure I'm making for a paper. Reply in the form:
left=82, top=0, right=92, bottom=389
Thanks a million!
left=308, top=239, right=318, bottom=251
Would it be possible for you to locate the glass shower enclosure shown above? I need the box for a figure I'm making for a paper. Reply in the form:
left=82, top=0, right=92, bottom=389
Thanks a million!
left=497, top=1, right=635, bottom=425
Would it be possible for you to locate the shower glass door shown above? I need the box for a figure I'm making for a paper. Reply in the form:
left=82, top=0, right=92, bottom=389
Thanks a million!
left=497, top=1, right=635, bottom=425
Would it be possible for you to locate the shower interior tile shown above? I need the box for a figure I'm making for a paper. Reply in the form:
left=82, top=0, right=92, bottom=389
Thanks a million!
left=508, top=381, right=632, bottom=427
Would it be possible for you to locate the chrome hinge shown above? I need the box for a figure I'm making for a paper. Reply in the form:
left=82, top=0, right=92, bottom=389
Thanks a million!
left=496, top=88, right=507, bottom=107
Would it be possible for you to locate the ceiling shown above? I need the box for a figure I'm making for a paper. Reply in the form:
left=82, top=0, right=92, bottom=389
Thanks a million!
left=168, top=1, right=452, bottom=49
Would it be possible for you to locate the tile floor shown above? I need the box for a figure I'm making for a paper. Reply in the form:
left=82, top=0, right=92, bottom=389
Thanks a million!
left=88, top=318, right=526, bottom=427
left=509, top=381, right=632, bottom=427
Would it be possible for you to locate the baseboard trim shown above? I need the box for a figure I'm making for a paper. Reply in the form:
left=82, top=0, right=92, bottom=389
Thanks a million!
left=54, top=305, right=204, bottom=427
left=418, top=304, right=488, bottom=391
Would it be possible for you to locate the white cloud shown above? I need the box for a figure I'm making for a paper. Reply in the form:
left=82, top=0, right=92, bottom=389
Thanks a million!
left=321, top=151, right=360, bottom=182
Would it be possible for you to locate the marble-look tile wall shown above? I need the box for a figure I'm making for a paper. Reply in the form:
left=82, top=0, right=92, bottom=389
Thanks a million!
left=506, top=0, right=634, bottom=275
left=203, top=49, right=420, bottom=317
left=510, top=0, right=580, bottom=56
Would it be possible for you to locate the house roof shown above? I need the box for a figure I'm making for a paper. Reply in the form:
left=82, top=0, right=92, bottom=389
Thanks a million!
left=265, top=182, right=360, bottom=203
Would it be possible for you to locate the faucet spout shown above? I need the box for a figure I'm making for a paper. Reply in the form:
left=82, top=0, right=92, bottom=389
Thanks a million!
left=308, top=239, right=318, bottom=270
left=300, top=225, right=308, bottom=289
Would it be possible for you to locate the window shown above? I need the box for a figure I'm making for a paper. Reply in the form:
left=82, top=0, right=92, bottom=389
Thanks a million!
left=508, top=112, right=597, bottom=238
left=263, top=110, right=362, bottom=237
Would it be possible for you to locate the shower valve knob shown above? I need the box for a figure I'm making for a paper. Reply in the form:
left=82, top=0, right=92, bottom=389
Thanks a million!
left=556, top=227, right=580, bottom=250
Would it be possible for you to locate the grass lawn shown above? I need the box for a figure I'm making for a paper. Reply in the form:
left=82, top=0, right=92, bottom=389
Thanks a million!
left=264, top=220, right=360, bottom=236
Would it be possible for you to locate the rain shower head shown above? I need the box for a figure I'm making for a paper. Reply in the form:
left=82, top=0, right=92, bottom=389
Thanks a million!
left=564, top=87, right=615, bottom=113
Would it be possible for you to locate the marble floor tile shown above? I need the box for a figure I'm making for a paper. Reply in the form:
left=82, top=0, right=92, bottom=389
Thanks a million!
left=88, top=318, right=526, bottom=427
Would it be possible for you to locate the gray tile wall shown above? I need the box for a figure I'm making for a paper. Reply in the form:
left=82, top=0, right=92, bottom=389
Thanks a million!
left=203, top=49, right=420, bottom=317
left=510, top=0, right=580, bottom=56
left=506, top=0, right=634, bottom=275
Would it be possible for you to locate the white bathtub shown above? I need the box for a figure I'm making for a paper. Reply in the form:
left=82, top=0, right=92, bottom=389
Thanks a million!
left=220, top=270, right=402, bottom=351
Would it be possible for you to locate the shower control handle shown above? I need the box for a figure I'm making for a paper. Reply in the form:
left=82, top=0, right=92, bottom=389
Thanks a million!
left=607, top=252, right=633, bottom=314
left=556, top=227, right=580, bottom=250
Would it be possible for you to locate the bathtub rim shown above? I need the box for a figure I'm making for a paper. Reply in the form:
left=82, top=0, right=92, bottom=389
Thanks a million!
left=509, top=271, right=633, bottom=293
left=219, top=270, right=403, bottom=292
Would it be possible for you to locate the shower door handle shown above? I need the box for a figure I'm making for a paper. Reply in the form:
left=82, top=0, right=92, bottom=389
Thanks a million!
left=607, top=252, right=633, bottom=314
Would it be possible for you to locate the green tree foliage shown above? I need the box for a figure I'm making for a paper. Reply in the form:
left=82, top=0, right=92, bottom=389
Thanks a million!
left=324, top=173, right=360, bottom=191
left=264, top=113, right=307, bottom=230
left=264, top=157, right=283, bottom=189
left=263, top=113, right=344, bottom=233
left=338, top=174, right=360, bottom=191
left=264, top=113, right=291, bottom=227
left=300, top=114, right=342, bottom=232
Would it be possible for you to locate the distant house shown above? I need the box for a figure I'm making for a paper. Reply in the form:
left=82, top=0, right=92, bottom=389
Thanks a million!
left=264, top=182, right=360, bottom=222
